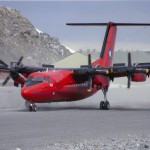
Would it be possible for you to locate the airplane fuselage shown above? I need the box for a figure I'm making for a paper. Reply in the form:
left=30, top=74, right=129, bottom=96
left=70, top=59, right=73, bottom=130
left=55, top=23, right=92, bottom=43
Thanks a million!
left=21, top=70, right=110, bottom=103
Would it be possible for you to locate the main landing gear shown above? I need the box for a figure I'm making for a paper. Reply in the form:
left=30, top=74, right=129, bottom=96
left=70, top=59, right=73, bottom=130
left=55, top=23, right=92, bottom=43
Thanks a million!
left=100, top=89, right=110, bottom=110
left=25, top=101, right=37, bottom=112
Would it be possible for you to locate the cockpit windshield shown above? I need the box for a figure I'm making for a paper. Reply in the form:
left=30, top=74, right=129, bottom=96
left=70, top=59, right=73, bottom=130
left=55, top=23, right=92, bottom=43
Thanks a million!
left=25, top=76, right=51, bottom=87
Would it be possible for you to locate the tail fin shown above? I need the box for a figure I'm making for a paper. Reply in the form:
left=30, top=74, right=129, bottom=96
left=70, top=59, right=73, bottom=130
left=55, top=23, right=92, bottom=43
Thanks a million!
left=92, top=22, right=117, bottom=67
left=66, top=22, right=150, bottom=67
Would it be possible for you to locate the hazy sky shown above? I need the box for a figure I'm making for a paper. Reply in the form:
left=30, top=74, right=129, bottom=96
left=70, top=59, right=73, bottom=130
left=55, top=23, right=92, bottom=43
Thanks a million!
left=0, top=1, right=150, bottom=51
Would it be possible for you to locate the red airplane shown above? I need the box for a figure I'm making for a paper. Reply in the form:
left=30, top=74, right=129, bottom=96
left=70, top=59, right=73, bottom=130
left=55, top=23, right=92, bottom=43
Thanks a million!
left=1, top=22, right=150, bottom=112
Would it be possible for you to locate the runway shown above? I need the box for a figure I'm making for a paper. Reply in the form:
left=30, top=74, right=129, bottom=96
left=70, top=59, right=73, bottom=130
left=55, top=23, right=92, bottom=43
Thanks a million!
left=0, top=81, right=150, bottom=150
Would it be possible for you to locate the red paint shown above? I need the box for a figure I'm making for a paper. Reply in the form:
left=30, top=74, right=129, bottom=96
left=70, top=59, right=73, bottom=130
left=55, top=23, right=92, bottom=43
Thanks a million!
left=21, top=71, right=97, bottom=103
left=132, top=73, right=146, bottom=82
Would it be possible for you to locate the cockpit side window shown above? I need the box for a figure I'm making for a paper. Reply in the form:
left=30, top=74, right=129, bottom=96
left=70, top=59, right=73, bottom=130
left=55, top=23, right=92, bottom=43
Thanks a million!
left=43, top=76, right=51, bottom=82
left=25, top=76, right=43, bottom=87
left=33, top=76, right=43, bottom=82
left=25, top=76, right=52, bottom=87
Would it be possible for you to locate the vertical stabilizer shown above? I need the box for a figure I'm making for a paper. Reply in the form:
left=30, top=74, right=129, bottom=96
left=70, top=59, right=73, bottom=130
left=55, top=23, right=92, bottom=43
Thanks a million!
left=92, top=22, right=117, bottom=67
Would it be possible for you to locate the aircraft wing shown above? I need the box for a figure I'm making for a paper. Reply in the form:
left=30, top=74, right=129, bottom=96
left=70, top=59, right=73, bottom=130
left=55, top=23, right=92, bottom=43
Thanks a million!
left=72, top=65, right=149, bottom=77
left=71, top=62, right=150, bottom=89
left=70, top=52, right=150, bottom=88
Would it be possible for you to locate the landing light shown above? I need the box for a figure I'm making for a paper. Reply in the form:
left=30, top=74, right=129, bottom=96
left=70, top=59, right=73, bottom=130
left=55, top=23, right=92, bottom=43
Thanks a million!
left=49, top=83, right=53, bottom=87
left=106, top=70, right=109, bottom=74
left=146, top=69, right=149, bottom=74
left=87, top=89, right=92, bottom=92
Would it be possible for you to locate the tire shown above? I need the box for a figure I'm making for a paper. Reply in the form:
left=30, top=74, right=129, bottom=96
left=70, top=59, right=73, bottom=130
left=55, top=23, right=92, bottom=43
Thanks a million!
left=32, top=104, right=37, bottom=112
left=100, top=101, right=104, bottom=110
left=104, top=101, right=110, bottom=110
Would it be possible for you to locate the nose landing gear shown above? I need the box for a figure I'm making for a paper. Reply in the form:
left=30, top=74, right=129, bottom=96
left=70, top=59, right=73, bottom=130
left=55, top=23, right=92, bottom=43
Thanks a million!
left=25, top=101, right=37, bottom=112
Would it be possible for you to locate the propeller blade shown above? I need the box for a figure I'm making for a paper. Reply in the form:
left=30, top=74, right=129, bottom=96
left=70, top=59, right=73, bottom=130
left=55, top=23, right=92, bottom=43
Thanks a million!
left=128, top=52, right=132, bottom=67
left=127, top=52, right=132, bottom=88
left=2, top=74, right=11, bottom=85
left=17, top=56, right=23, bottom=66
left=0, top=60, right=8, bottom=67
left=87, top=77, right=93, bottom=92
left=0, top=64, right=9, bottom=71
left=88, top=54, right=92, bottom=68
left=127, top=76, right=131, bottom=89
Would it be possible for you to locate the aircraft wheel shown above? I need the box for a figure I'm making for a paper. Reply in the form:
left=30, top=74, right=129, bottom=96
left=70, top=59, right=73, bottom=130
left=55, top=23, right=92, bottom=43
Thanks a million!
left=104, top=101, right=110, bottom=110
left=24, top=101, right=37, bottom=112
left=100, top=101, right=105, bottom=110
left=32, top=104, right=37, bottom=112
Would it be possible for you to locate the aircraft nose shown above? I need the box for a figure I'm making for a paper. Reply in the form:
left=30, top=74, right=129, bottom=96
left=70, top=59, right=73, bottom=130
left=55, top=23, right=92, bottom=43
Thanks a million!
left=21, top=88, right=33, bottom=100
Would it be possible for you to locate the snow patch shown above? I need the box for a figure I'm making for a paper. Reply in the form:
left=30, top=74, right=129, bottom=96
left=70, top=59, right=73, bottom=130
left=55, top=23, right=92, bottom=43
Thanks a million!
left=6, top=7, right=12, bottom=11
left=65, top=46, right=76, bottom=53
left=35, top=28, right=43, bottom=34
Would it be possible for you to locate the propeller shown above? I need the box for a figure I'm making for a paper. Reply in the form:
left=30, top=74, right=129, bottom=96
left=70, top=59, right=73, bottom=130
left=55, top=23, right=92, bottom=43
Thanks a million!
left=0, top=56, right=24, bottom=85
left=127, top=52, right=135, bottom=89
left=2, top=74, right=11, bottom=85
left=16, top=56, right=23, bottom=66
left=0, top=60, right=8, bottom=67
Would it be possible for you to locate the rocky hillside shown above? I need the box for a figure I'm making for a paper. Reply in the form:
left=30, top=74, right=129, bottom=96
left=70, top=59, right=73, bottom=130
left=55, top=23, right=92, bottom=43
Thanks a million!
left=0, top=6, right=71, bottom=66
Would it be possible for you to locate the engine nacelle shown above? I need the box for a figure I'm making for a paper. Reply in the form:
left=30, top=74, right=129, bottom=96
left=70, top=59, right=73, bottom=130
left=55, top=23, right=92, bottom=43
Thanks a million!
left=132, top=73, right=146, bottom=82
left=13, top=73, right=27, bottom=87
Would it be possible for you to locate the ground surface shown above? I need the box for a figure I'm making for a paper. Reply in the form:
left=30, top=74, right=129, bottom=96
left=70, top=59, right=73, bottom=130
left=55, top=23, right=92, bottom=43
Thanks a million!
left=0, top=79, right=150, bottom=150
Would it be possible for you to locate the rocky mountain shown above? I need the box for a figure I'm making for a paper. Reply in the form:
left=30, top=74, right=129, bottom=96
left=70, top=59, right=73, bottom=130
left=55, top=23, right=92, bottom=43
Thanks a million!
left=0, top=6, right=71, bottom=66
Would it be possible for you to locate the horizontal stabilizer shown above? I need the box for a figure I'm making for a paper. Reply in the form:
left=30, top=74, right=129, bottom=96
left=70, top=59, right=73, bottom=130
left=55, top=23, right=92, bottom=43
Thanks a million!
left=66, top=23, right=150, bottom=26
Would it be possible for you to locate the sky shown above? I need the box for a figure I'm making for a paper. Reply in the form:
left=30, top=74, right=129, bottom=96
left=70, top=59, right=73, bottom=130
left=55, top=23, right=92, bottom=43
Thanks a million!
left=0, top=1, right=150, bottom=51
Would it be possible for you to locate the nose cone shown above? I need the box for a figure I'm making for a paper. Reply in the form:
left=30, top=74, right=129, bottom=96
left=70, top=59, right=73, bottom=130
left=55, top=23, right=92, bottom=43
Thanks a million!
left=21, top=87, right=33, bottom=101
